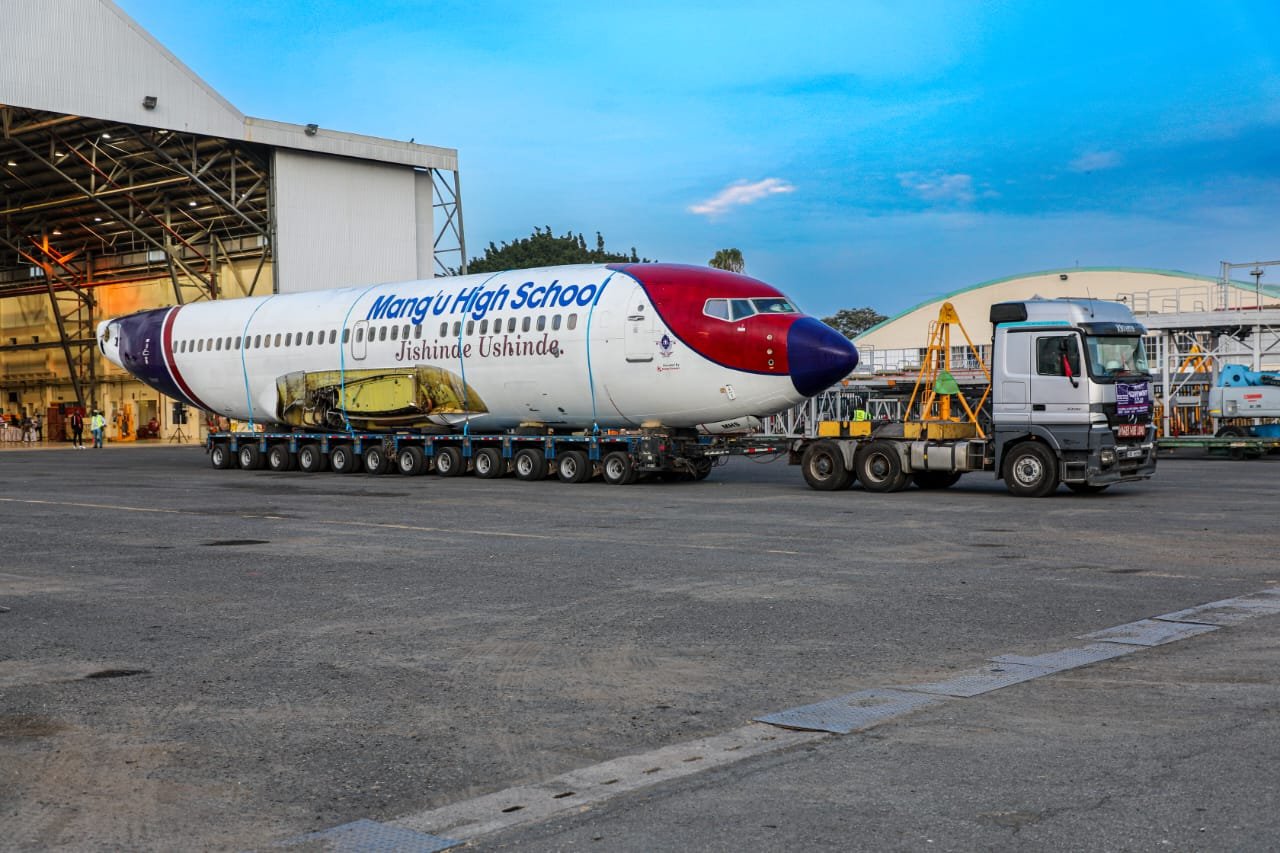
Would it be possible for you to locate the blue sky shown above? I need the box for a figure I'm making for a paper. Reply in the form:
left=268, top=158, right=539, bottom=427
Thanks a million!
left=117, top=0, right=1280, bottom=317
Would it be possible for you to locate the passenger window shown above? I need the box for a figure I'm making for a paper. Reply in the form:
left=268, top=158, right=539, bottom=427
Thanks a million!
left=568, top=314, right=578, bottom=330
left=341, top=328, right=350, bottom=344
left=452, top=321, right=461, bottom=337
left=390, top=325, right=399, bottom=341
left=379, top=325, right=388, bottom=342
left=330, top=330, right=337, bottom=344
left=466, top=320, right=475, bottom=336
left=522, top=316, right=531, bottom=332
left=507, top=318, right=516, bottom=333
left=234, top=336, right=241, bottom=349
left=355, top=327, right=364, bottom=343
left=414, top=324, right=422, bottom=340
left=537, top=315, right=546, bottom=331
left=284, top=333, right=291, bottom=347
left=253, top=335, right=261, bottom=348
left=274, top=334, right=282, bottom=347
left=479, top=319, right=488, bottom=334
left=552, top=314, right=561, bottom=330
left=1037, top=336, right=1081, bottom=377
left=704, top=299, right=730, bottom=320
left=440, top=322, right=448, bottom=337
left=196, top=339, right=203, bottom=352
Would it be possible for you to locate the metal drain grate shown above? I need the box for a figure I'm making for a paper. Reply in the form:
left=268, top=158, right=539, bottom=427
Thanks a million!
left=896, top=662, right=1053, bottom=698
left=1078, top=618, right=1219, bottom=647
left=989, top=643, right=1140, bottom=673
left=1155, top=596, right=1280, bottom=626
left=755, top=688, right=945, bottom=734
left=273, top=818, right=458, bottom=851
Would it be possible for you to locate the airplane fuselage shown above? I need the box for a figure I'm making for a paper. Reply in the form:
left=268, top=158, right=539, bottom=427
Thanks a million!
left=98, top=263, right=858, bottom=432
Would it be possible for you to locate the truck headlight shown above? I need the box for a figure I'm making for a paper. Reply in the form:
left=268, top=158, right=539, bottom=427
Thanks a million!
left=1100, top=448, right=1117, bottom=467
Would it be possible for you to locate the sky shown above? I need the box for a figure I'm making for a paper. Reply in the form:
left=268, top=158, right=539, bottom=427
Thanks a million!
left=116, top=0, right=1280, bottom=318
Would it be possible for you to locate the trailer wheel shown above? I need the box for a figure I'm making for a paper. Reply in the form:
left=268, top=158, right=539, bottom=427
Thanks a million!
left=557, top=449, right=593, bottom=483
left=267, top=444, right=296, bottom=472
left=513, top=447, right=547, bottom=481
left=473, top=447, right=506, bottom=479
left=396, top=446, right=426, bottom=476
left=691, top=458, right=714, bottom=481
left=1003, top=442, right=1059, bottom=497
left=298, top=443, right=327, bottom=473
left=801, top=440, right=854, bottom=491
left=329, top=444, right=357, bottom=474
left=1066, top=482, right=1109, bottom=494
left=912, top=471, right=961, bottom=490
left=434, top=446, right=466, bottom=477
left=362, top=446, right=392, bottom=475
left=601, top=451, right=637, bottom=485
left=856, top=440, right=910, bottom=492
left=238, top=444, right=263, bottom=471
left=210, top=442, right=234, bottom=469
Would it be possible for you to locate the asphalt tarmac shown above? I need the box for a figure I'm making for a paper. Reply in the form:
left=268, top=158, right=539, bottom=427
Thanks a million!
left=1, top=443, right=1277, bottom=851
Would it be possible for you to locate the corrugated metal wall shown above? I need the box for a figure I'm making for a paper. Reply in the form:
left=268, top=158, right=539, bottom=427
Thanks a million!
left=2, top=0, right=244, bottom=138
left=273, top=150, right=433, bottom=293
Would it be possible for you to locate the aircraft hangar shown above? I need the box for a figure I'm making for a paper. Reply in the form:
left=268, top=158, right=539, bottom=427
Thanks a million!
left=1, top=0, right=465, bottom=444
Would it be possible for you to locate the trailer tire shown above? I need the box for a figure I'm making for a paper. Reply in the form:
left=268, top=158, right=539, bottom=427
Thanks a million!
left=691, top=458, right=714, bottom=481
left=912, top=471, right=961, bottom=490
left=396, top=446, right=426, bottom=476
left=856, top=440, right=911, bottom=492
left=238, top=444, right=263, bottom=470
left=434, top=446, right=466, bottom=477
left=363, top=446, right=392, bottom=475
left=267, top=444, right=296, bottom=472
left=1003, top=442, right=1059, bottom=497
left=473, top=447, right=506, bottom=479
left=601, top=451, right=637, bottom=485
left=557, top=449, right=593, bottom=483
left=329, top=444, right=357, bottom=474
left=210, top=442, right=234, bottom=469
left=513, top=447, right=547, bottom=481
left=298, top=443, right=327, bottom=473
left=801, top=440, right=854, bottom=491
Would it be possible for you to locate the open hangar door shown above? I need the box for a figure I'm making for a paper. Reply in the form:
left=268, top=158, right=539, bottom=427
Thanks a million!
left=0, top=106, right=274, bottom=436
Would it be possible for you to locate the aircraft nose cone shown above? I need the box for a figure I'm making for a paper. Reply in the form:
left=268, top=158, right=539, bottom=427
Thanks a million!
left=787, top=317, right=859, bottom=396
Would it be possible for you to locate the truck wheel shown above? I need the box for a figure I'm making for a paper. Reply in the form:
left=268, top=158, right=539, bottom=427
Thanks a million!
left=912, top=471, right=961, bottom=490
left=238, top=444, right=263, bottom=470
left=434, top=446, right=466, bottom=477
left=856, top=440, right=910, bottom=492
left=363, top=446, right=391, bottom=475
left=473, top=447, right=506, bottom=479
left=329, top=444, right=357, bottom=474
left=1003, top=442, right=1059, bottom=497
left=691, top=458, right=714, bottom=481
left=513, top=447, right=547, bottom=481
left=396, top=446, right=426, bottom=476
left=557, top=449, right=593, bottom=483
left=267, top=444, right=296, bottom=472
left=1067, top=482, right=1109, bottom=494
left=298, top=443, right=327, bottom=473
left=210, top=443, right=234, bottom=469
left=801, top=440, right=854, bottom=491
left=1215, top=425, right=1245, bottom=437
left=601, top=451, right=637, bottom=485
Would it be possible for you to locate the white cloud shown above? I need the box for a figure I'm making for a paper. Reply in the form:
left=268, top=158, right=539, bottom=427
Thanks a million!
left=1069, top=150, right=1123, bottom=172
left=689, top=178, right=796, bottom=217
left=897, top=171, right=976, bottom=205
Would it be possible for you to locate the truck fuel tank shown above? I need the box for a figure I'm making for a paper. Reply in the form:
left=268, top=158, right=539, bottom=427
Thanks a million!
left=909, top=440, right=986, bottom=472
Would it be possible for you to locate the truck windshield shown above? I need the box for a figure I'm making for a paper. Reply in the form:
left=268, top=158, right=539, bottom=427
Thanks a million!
left=1085, top=336, right=1149, bottom=378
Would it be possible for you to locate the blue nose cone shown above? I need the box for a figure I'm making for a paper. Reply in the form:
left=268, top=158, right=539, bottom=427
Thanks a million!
left=788, top=317, right=859, bottom=396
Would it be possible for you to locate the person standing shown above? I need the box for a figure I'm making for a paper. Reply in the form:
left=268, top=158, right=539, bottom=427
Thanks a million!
left=90, top=410, right=106, bottom=449
left=68, top=409, right=85, bottom=449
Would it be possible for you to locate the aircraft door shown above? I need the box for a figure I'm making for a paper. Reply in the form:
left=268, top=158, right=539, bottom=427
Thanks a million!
left=351, top=320, right=369, bottom=361
left=624, top=285, right=653, bottom=362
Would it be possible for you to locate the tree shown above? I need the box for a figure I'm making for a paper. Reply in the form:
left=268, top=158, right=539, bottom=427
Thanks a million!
left=822, top=307, right=889, bottom=339
left=462, top=226, right=650, bottom=273
left=708, top=248, right=745, bottom=273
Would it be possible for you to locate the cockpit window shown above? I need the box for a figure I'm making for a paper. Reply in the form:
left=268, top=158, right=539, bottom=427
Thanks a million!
left=703, top=299, right=730, bottom=320
left=729, top=299, right=756, bottom=320
left=752, top=297, right=797, bottom=314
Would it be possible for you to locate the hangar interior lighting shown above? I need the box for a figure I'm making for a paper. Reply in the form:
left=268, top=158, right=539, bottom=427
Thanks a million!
left=5, top=160, right=16, bottom=167
left=187, top=200, right=197, bottom=207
